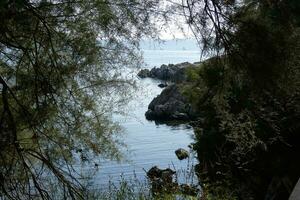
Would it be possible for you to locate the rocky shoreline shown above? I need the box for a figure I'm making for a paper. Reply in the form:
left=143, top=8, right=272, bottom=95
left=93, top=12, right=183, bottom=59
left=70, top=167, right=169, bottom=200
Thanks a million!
left=138, top=62, right=196, bottom=82
left=140, top=62, right=201, bottom=197
left=138, top=62, right=199, bottom=121
left=145, top=84, right=196, bottom=120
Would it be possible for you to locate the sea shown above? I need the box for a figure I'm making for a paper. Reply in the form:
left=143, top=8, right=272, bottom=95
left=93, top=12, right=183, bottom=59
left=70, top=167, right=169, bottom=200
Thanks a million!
left=79, top=39, right=202, bottom=189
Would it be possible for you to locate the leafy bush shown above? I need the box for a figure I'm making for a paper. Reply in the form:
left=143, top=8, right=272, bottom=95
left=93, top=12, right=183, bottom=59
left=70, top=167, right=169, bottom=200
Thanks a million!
left=186, top=1, right=300, bottom=198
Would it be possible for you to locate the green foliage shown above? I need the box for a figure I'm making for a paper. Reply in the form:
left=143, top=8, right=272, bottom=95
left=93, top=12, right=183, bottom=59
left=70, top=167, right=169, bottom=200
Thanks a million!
left=181, top=0, right=300, bottom=199
left=185, top=67, right=201, bottom=83
left=0, top=0, right=160, bottom=198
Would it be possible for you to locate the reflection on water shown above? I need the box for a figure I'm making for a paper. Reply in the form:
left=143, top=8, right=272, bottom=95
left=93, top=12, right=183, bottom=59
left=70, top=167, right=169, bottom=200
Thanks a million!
left=83, top=48, right=201, bottom=188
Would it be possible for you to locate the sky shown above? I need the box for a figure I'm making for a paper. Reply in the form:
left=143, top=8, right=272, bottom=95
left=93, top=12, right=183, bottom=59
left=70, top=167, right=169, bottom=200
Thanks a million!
left=158, top=21, right=194, bottom=40
left=155, top=0, right=195, bottom=40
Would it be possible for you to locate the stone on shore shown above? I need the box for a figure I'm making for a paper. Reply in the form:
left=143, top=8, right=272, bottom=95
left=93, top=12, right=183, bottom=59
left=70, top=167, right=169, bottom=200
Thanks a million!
left=175, top=148, right=189, bottom=160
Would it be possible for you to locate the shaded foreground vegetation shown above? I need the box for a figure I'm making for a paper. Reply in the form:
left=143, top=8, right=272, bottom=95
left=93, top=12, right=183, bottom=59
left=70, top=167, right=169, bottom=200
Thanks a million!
left=0, top=0, right=161, bottom=199
left=141, top=0, right=300, bottom=198
left=178, top=0, right=300, bottom=199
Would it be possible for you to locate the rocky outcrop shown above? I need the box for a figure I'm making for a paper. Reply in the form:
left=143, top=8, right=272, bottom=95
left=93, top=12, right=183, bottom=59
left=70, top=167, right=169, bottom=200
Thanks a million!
left=147, top=166, right=176, bottom=181
left=137, top=69, right=150, bottom=78
left=145, top=84, right=196, bottom=121
left=147, top=166, right=178, bottom=194
left=141, top=61, right=201, bottom=121
left=146, top=166, right=199, bottom=196
left=138, top=62, right=195, bottom=82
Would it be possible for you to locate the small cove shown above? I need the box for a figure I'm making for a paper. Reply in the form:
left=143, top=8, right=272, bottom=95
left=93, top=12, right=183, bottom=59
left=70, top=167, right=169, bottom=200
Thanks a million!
left=81, top=44, right=201, bottom=188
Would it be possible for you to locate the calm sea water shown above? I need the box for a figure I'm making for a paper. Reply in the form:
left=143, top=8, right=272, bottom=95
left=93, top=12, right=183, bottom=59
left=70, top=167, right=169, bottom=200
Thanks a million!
left=83, top=44, right=201, bottom=188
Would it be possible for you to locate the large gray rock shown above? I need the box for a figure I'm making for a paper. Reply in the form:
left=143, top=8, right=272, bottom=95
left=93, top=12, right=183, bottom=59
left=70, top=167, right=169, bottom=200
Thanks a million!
left=146, top=166, right=199, bottom=196
left=138, top=62, right=195, bottom=82
left=145, top=84, right=195, bottom=121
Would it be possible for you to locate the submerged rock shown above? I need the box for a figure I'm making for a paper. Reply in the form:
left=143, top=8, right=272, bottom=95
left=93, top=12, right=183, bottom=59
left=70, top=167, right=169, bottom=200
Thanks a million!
left=145, top=84, right=195, bottom=121
left=158, top=83, right=168, bottom=88
left=175, top=148, right=189, bottom=160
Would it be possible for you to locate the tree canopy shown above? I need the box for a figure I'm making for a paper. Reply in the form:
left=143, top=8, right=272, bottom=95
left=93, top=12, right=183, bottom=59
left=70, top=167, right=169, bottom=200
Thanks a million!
left=175, top=0, right=300, bottom=199
left=0, top=0, right=161, bottom=199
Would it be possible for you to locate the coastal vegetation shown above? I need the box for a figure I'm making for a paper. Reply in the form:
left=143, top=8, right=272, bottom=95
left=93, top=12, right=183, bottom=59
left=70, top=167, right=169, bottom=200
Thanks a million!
left=0, top=0, right=161, bottom=199
left=139, top=0, right=300, bottom=198
left=171, top=0, right=300, bottom=199
left=1, top=0, right=300, bottom=199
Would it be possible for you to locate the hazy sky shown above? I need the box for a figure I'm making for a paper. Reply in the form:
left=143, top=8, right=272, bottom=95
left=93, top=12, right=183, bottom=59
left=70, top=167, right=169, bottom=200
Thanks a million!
left=156, top=0, right=194, bottom=40
left=158, top=21, right=194, bottom=40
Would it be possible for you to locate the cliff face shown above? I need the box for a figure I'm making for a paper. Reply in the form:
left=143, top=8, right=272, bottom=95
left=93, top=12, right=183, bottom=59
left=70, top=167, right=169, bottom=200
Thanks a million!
left=145, top=84, right=196, bottom=121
